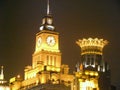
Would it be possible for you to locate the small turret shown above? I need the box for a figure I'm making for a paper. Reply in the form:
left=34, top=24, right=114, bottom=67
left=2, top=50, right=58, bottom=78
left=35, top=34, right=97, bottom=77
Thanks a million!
left=39, top=0, right=55, bottom=31
left=0, top=66, right=4, bottom=80
left=76, top=38, right=108, bottom=71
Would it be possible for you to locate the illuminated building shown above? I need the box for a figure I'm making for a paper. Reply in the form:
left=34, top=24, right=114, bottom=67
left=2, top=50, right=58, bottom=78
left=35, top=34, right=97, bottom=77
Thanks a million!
left=71, top=38, right=111, bottom=90
left=8, top=0, right=111, bottom=90
left=0, top=66, right=10, bottom=90
left=9, top=0, right=73, bottom=90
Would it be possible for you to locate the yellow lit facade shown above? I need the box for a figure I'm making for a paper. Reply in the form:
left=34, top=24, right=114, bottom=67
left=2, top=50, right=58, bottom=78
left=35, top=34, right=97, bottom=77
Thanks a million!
left=9, top=0, right=111, bottom=89
left=9, top=0, right=74, bottom=89
left=23, top=30, right=62, bottom=85
left=71, top=38, right=110, bottom=90
left=72, top=70, right=99, bottom=90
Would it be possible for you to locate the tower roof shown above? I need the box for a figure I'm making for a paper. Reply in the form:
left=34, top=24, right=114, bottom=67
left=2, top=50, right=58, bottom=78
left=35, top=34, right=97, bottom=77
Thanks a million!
left=39, top=0, right=55, bottom=31
left=76, top=38, right=108, bottom=55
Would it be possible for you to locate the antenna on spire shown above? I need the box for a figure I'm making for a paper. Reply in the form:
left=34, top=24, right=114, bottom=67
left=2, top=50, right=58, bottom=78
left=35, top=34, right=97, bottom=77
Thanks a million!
left=47, top=0, right=50, bottom=15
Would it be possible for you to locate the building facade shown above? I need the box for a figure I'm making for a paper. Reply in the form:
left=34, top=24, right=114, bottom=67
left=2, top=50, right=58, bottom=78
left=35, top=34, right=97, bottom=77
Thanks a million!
left=9, top=0, right=111, bottom=90
left=9, top=0, right=73, bottom=90
left=71, top=38, right=111, bottom=90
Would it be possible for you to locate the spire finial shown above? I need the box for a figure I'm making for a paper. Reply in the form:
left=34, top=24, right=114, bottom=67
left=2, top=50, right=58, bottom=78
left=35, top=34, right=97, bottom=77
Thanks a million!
left=47, top=0, right=50, bottom=15
left=0, top=66, right=4, bottom=80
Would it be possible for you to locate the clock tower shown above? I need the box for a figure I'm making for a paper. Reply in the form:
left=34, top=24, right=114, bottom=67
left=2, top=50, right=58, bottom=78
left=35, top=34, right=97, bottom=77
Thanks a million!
left=32, top=0, right=61, bottom=72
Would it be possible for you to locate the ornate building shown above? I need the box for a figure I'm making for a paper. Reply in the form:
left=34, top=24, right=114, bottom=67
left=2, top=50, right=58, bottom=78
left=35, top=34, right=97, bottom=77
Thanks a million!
left=9, top=0, right=73, bottom=90
left=9, top=0, right=111, bottom=90
left=71, top=38, right=111, bottom=90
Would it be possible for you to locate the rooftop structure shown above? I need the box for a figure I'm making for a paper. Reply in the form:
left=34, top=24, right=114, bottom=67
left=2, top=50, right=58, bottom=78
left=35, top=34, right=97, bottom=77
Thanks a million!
left=76, top=38, right=108, bottom=55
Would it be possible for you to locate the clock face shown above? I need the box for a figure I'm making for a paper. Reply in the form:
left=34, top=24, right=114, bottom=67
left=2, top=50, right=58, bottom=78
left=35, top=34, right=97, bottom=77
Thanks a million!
left=37, top=37, right=42, bottom=46
left=46, top=36, right=55, bottom=46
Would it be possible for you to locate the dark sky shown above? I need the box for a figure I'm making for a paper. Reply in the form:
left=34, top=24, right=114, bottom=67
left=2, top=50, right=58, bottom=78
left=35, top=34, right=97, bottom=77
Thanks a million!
left=0, top=0, right=120, bottom=86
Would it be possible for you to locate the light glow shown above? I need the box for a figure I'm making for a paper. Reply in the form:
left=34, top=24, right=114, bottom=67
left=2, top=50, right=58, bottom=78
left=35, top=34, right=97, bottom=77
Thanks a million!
left=0, top=86, right=10, bottom=90
left=79, top=80, right=96, bottom=90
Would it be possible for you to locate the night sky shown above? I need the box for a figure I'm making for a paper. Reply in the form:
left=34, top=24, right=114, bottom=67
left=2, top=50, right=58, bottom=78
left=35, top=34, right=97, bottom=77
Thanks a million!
left=0, top=0, right=120, bottom=87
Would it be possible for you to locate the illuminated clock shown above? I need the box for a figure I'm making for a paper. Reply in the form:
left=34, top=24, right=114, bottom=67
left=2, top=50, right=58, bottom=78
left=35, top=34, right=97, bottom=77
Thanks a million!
left=46, top=36, right=55, bottom=46
left=37, top=37, right=42, bottom=46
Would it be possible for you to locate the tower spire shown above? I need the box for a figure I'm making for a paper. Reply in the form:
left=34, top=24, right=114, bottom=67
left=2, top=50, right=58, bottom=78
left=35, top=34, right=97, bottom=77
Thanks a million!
left=39, top=0, right=55, bottom=31
left=0, top=66, right=4, bottom=80
left=47, top=0, right=50, bottom=15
